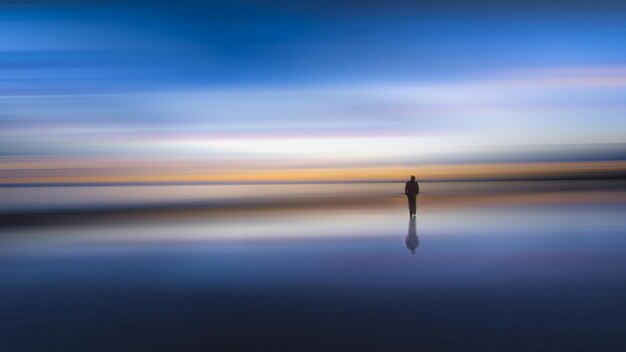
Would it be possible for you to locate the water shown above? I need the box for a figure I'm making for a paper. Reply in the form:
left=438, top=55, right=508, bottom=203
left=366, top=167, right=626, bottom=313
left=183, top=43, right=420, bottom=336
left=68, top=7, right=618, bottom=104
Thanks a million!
left=1, top=184, right=626, bottom=351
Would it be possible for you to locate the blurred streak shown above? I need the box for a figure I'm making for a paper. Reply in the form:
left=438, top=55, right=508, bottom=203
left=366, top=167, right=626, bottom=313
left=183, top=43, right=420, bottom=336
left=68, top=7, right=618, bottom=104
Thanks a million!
left=1, top=160, right=625, bottom=185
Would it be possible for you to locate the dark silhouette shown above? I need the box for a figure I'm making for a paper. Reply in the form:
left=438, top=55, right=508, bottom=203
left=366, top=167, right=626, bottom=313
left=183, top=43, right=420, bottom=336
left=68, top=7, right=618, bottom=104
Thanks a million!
left=404, top=175, right=419, bottom=217
left=405, top=217, right=419, bottom=254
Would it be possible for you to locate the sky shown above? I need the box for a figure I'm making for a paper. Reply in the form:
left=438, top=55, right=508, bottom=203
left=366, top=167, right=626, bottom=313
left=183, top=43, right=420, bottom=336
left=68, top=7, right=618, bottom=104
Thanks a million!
left=1, top=0, right=626, bottom=183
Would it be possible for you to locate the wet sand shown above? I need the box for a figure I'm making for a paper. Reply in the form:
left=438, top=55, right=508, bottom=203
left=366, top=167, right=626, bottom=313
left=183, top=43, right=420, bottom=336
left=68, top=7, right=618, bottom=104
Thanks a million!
left=1, top=182, right=626, bottom=351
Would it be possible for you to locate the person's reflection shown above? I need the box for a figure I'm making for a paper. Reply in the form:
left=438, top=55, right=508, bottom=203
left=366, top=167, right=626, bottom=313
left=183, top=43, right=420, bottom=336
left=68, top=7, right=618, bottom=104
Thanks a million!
left=405, top=217, right=419, bottom=254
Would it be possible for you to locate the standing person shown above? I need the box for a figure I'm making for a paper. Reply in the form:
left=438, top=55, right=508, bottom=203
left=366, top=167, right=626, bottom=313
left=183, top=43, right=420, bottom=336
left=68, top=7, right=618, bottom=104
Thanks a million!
left=404, top=175, right=419, bottom=217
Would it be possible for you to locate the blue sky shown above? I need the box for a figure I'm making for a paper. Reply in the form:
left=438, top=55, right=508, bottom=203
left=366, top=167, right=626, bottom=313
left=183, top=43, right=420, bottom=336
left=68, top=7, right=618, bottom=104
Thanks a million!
left=1, top=0, right=625, bottom=168
left=3, top=1, right=626, bottom=89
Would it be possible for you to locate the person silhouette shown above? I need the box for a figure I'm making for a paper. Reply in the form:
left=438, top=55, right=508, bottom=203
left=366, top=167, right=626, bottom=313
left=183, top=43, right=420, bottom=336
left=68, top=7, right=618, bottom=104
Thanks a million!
left=404, top=175, right=419, bottom=217
left=405, top=217, right=419, bottom=254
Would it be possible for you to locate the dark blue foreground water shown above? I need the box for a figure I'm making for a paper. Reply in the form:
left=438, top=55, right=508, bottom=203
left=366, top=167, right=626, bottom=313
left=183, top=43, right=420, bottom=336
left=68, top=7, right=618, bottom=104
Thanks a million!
left=1, top=199, right=626, bottom=351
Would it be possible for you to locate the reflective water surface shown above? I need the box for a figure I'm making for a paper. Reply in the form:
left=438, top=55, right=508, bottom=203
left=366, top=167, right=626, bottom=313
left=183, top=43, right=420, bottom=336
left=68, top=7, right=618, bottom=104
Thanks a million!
left=1, top=187, right=626, bottom=351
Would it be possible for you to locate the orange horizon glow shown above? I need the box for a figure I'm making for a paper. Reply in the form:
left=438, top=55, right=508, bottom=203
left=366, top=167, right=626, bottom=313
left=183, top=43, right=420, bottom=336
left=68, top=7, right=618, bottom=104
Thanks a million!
left=2, top=160, right=624, bottom=185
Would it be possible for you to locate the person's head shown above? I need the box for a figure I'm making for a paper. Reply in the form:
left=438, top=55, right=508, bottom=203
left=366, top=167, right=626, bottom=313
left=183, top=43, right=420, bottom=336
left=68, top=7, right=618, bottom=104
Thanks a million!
left=410, top=175, right=416, bottom=181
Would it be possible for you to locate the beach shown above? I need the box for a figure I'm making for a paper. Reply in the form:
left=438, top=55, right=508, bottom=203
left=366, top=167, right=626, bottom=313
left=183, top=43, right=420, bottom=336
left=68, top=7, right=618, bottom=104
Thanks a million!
left=1, top=181, right=625, bottom=351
